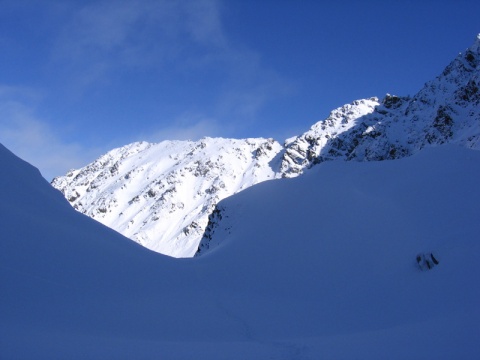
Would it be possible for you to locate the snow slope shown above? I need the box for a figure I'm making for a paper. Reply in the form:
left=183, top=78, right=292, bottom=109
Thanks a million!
left=51, top=137, right=282, bottom=257
left=1, top=142, right=479, bottom=359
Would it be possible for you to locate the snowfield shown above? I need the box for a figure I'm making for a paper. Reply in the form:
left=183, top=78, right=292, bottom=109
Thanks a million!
left=1, top=142, right=479, bottom=359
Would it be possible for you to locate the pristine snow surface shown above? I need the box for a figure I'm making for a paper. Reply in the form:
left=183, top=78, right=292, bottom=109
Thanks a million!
left=1, top=142, right=479, bottom=359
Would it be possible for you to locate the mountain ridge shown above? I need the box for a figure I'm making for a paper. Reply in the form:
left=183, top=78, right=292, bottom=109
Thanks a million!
left=52, top=34, right=480, bottom=257
left=52, top=137, right=283, bottom=257
left=4, top=120, right=480, bottom=359
left=2, top=35, right=480, bottom=359
left=280, top=34, right=480, bottom=177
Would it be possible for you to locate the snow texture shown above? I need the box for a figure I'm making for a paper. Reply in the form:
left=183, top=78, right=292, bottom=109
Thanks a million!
left=1, top=141, right=479, bottom=359
left=3, top=35, right=479, bottom=358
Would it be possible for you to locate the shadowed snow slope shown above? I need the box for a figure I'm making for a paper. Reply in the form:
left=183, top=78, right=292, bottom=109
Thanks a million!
left=1, top=142, right=479, bottom=359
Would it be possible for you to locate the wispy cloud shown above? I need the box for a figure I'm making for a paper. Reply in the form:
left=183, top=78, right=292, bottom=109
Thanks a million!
left=141, top=113, right=228, bottom=143
left=182, top=0, right=226, bottom=47
left=53, top=0, right=227, bottom=86
left=0, top=86, right=105, bottom=180
left=216, top=63, right=294, bottom=122
left=1, top=0, right=294, bottom=180
left=52, top=0, right=292, bottom=128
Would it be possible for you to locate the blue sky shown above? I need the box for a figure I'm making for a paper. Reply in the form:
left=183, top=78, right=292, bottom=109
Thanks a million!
left=1, top=0, right=479, bottom=180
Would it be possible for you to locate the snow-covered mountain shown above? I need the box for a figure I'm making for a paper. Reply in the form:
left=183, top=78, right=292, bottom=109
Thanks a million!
left=52, top=35, right=480, bottom=257
left=2, top=142, right=479, bottom=359
left=51, top=137, right=282, bottom=257
left=280, top=34, right=480, bottom=177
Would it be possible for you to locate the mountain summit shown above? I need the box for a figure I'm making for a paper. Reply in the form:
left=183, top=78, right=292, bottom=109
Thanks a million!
left=52, top=35, right=480, bottom=257
left=280, top=34, right=479, bottom=176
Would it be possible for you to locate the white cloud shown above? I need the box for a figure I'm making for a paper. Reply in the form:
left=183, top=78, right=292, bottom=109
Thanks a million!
left=52, top=0, right=227, bottom=86
left=52, top=0, right=292, bottom=124
left=217, top=67, right=294, bottom=121
left=0, top=85, right=231, bottom=180
left=0, top=0, right=295, bottom=181
left=0, top=88, right=105, bottom=180
left=183, top=0, right=226, bottom=47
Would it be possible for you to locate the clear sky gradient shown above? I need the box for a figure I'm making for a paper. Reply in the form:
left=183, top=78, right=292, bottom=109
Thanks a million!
left=1, top=0, right=479, bottom=180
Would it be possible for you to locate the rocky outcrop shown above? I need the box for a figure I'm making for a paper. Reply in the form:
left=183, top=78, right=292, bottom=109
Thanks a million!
left=278, top=35, right=480, bottom=178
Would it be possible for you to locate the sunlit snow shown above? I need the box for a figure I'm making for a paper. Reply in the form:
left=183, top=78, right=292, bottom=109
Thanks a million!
left=1, top=142, right=479, bottom=359
left=2, top=34, right=480, bottom=359
left=51, top=138, right=283, bottom=257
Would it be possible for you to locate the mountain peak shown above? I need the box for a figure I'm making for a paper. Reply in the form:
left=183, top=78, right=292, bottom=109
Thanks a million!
left=468, top=33, right=480, bottom=55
